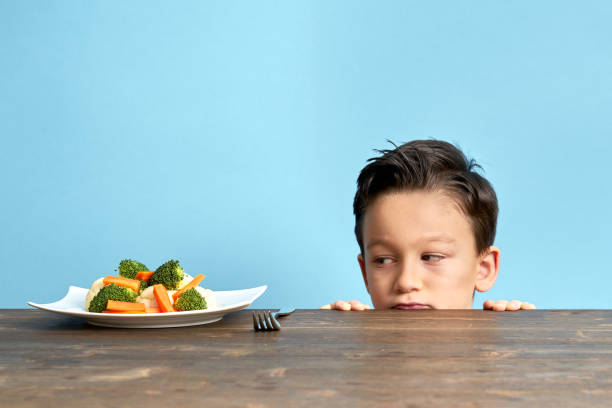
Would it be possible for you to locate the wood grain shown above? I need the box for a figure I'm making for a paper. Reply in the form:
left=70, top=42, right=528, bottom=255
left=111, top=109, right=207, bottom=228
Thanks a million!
left=1, top=309, right=611, bottom=407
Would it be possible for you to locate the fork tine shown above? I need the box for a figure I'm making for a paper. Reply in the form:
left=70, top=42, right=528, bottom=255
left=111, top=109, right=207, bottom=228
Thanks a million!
left=257, top=311, right=267, bottom=331
left=267, top=310, right=281, bottom=330
left=252, top=312, right=260, bottom=331
left=253, top=310, right=282, bottom=331
left=262, top=310, right=271, bottom=331
left=263, top=310, right=277, bottom=331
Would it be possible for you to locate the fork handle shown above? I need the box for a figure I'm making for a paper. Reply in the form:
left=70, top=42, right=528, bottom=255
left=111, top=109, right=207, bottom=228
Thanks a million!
left=275, top=308, right=295, bottom=318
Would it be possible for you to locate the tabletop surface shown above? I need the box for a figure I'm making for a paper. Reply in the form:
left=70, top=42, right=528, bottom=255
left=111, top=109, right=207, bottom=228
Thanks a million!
left=2, top=309, right=612, bottom=407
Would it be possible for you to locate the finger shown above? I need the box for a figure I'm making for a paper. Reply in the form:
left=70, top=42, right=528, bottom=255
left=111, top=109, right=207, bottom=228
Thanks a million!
left=349, top=300, right=365, bottom=311
left=483, top=300, right=496, bottom=310
left=507, top=300, right=522, bottom=311
left=320, top=304, right=331, bottom=310
left=493, top=300, right=508, bottom=311
left=521, top=302, right=536, bottom=310
left=363, top=304, right=372, bottom=310
left=333, top=300, right=352, bottom=311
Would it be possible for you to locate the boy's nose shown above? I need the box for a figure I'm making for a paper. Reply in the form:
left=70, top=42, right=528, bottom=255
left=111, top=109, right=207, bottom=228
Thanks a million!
left=393, top=262, right=424, bottom=293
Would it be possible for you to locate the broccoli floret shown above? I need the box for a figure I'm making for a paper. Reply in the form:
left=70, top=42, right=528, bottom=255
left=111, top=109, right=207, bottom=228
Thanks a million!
left=174, top=288, right=207, bottom=311
left=116, top=259, right=150, bottom=293
left=116, top=259, right=149, bottom=280
left=138, top=280, right=149, bottom=293
left=149, top=259, right=184, bottom=290
left=88, top=284, right=138, bottom=313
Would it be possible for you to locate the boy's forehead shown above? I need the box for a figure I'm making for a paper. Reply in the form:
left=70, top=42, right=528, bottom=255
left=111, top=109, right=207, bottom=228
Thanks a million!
left=366, top=233, right=456, bottom=250
left=363, top=190, right=474, bottom=246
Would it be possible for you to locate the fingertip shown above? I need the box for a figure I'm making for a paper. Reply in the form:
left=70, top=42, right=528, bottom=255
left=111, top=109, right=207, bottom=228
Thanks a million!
left=493, top=301, right=507, bottom=311
left=349, top=300, right=366, bottom=311
left=508, top=300, right=522, bottom=310
left=333, top=300, right=346, bottom=310
left=520, top=302, right=536, bottom=310
left=320, top=304, right=331, bottom=310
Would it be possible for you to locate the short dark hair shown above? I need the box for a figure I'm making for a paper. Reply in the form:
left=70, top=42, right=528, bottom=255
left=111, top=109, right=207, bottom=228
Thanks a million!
left=353, top=139, right=498, bottom=257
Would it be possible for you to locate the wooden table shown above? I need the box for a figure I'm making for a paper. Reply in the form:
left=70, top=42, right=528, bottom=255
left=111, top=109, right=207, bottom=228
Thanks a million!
left=1, top=309, right=611, bottom=407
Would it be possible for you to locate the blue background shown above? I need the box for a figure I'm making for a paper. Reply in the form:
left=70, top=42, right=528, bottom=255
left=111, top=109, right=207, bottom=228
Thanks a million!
left=2, top=1, right=611, bottom=309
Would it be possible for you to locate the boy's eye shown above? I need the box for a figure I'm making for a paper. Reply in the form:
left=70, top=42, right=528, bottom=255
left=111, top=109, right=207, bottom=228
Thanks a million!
left=422, top=254, right=444, bottom=262
left=374, top=257, right=393, bottom=265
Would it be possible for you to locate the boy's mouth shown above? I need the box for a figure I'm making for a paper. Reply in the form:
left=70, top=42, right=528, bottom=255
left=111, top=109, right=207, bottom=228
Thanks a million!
left=393, top=303, right=432, bottom=310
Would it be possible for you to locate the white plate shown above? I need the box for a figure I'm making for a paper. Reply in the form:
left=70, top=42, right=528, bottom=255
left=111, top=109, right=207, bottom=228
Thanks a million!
left=27, top=285, right=267, bottom=328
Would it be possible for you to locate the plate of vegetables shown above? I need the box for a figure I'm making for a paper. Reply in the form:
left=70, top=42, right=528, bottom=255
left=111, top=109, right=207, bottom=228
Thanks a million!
left=27, top=259, right=267, bottom=328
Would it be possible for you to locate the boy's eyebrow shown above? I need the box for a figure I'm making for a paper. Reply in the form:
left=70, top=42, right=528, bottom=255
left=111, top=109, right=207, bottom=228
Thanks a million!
left=366, top=234, right=456, bottom=250
left=366, top=239, right=397, bottom=250
left=421, top=234, right=456, bottom=243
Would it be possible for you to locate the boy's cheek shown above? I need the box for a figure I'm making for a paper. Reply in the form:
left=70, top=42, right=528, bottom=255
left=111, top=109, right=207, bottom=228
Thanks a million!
left=366, top=279, right=392, bottom=308
left=368, top=293, right=387, bottom=310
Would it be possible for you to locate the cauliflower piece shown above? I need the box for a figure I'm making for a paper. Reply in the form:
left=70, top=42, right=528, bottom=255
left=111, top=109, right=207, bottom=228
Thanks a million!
left=136, top=285, right=176, bottom=310
left=85, top=278, right=105, bottom=311
left=136, top=273, right=217, bottom=310
left=177, top=273, right=194, bottom=290
left=195, top=287, right=217, bottom=309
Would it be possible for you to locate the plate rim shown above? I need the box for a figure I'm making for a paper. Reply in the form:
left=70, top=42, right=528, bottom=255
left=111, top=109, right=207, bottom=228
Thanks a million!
left=27, top=284, right=267, bottom=318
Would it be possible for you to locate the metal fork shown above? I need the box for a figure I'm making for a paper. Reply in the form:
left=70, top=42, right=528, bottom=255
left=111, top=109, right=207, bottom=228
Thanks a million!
left=252, top=308, right=295, bottom=331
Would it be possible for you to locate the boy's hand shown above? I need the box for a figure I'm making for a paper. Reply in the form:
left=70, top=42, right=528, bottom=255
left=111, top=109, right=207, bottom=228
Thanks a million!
left=320, top=300, right=371, bottom=311
left=483, top=299, right=536, bottom=311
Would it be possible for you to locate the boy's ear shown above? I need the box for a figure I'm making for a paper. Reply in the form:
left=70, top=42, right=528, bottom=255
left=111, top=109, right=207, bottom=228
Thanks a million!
left=474, top=245, right=500, bottom=293
left=357, top=253, right=370, bottom=293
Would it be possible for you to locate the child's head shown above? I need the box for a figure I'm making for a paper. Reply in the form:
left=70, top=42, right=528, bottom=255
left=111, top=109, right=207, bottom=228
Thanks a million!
left=353, top=140, right=499, bottom=309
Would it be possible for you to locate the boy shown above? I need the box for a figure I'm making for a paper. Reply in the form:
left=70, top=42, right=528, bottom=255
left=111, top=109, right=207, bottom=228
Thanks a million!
left=321, top=139, right=535, bottom=312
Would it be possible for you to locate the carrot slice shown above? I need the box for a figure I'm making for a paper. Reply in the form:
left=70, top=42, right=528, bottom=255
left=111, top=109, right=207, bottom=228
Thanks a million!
left=103, top=276, right=140, bottom=292
left=145, top=305, right=161, bottom=313
left=172, top=273, right=206, bottom=301
left=102, top=310, right=146, bottom=314
left=153, top=284, right=175, bottom=313
left=105, top=300, right=146, bottom=312
left=135, top=271, right=155, bottom=281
